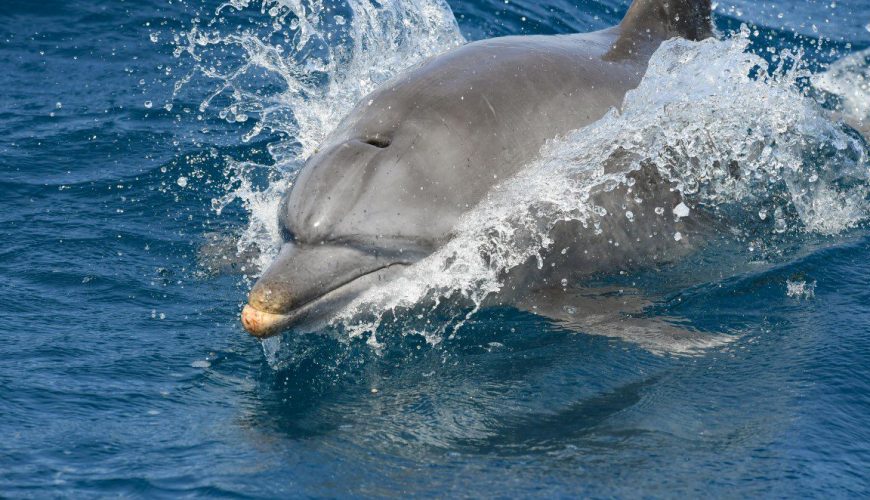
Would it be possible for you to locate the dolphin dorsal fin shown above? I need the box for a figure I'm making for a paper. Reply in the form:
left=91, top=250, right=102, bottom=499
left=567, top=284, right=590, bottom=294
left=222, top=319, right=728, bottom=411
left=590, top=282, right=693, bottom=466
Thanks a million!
left=607, top=0, right=713, bottom=59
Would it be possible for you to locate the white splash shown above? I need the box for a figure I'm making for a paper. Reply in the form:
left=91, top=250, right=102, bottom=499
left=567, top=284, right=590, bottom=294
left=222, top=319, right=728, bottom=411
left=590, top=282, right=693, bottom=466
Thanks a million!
left=175, top=0, right=464, bottom=270
left=814, top=48, right=870, bottom=137
left=333, top=30, right=868, bottom=341
left=178, top=6, right=870, bottom=349
left=786, top=279, right=817, bottom=300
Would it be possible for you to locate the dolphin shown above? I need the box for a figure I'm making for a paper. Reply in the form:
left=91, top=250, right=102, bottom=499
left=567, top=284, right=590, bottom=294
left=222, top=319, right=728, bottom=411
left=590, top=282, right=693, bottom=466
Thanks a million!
left=241, top=0, right=714, bottom=338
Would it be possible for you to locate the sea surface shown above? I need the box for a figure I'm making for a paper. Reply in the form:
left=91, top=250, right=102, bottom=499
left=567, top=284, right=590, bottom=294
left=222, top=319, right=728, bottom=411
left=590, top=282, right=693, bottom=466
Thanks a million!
left=2, top=0, right=870, bottom=497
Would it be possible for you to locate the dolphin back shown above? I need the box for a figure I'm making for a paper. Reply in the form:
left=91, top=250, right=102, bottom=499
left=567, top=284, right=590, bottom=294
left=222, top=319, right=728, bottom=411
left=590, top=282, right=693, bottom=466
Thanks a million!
left=609, top=0, right=713, bottom=58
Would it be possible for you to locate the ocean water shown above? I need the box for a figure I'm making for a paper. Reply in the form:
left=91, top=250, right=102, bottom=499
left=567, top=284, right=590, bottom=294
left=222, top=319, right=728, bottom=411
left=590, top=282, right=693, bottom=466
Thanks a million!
left=2, top=0, right=870, bottom=497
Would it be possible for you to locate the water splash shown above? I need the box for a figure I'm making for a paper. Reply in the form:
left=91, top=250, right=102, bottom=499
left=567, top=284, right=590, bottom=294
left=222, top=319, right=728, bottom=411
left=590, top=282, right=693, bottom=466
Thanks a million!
left=334, top=30, right=869, bottom=342
left=814, top=48, right=870, bottom=138
left=176, top=3, right=869, bottom=350
left=174, top=0, right=464, bottom=269
left=786, top=279, right=817, bottom=300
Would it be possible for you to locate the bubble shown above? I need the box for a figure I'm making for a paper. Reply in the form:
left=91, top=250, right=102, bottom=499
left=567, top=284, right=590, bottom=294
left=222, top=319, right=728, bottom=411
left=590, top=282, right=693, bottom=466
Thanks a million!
left=144, top=101, right=153, bottom=109
left=774, top=219, right=787, bottom=233
left=773, top=208, right=787, bottom=233
left=176, top=176, right=188, bottom=188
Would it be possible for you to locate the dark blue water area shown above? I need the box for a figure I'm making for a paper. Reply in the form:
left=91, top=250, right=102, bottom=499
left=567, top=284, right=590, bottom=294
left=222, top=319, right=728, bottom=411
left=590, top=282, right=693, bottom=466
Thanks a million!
left=1, top=0, right=870, bottom=497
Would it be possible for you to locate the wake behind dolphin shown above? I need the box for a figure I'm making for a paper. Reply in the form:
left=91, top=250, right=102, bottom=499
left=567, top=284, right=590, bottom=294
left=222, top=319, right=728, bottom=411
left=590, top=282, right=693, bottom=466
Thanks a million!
left=228, top=0, right=869, bottom=349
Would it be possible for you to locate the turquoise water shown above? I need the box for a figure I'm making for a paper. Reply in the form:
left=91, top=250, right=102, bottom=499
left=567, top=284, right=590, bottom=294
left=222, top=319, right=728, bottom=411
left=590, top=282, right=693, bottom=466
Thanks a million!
left=2, top=0, right=869, bottom=497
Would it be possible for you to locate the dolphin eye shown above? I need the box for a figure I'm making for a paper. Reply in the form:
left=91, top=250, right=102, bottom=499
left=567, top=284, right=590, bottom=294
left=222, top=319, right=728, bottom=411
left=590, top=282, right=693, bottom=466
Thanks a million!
left=362, top=136, right=391, bottom=148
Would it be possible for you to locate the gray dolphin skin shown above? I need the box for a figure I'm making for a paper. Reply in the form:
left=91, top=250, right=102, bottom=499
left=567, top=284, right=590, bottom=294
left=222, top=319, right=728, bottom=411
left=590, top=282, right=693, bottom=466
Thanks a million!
left=241, top=0, right=714, bottom=338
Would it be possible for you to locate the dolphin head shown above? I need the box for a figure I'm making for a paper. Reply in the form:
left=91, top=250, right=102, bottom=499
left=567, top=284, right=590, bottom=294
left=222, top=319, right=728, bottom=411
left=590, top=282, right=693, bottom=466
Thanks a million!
left=241, top=105, right=475, bottom=337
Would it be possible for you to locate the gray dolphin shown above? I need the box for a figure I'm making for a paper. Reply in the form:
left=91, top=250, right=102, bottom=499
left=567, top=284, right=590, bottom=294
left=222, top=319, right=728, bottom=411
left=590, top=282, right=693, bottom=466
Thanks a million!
left=241, top=0, right=714, bottom=338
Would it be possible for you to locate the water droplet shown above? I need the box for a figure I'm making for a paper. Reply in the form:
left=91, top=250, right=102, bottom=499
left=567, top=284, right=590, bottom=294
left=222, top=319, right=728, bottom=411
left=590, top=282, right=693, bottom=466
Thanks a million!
left=655, top=207, right=664, bottom=215
left=674, top=232, right=683, bottom=241
left=625, top=210, right=634, bottom=221
left=773, top=208, right=787, bottom=233
left=786, top=279, right=816, bottom=300
left=673, top=202, right=690, bottom=218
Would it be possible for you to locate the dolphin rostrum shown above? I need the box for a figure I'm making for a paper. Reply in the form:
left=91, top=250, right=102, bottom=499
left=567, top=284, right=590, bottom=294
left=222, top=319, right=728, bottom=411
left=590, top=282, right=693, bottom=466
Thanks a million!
left=241, top=0, right=714, bottom=338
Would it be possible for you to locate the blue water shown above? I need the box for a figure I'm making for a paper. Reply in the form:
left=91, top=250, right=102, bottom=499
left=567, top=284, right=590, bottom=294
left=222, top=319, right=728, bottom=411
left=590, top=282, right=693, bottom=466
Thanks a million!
left=2, top=0, right=870, bottom=497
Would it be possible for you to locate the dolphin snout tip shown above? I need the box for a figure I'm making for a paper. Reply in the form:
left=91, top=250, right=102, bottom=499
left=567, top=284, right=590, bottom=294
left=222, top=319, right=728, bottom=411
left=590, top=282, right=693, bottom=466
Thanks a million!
left=241, top=304, right=286, bottom=339
left=248, top=283, right=294, bottom=314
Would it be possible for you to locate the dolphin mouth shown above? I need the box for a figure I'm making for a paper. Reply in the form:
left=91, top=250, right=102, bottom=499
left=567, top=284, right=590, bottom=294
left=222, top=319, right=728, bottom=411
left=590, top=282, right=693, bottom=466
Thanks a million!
left=241, top=263, right=407, bottom=339
left=241, top=304, right=300, bottom=339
